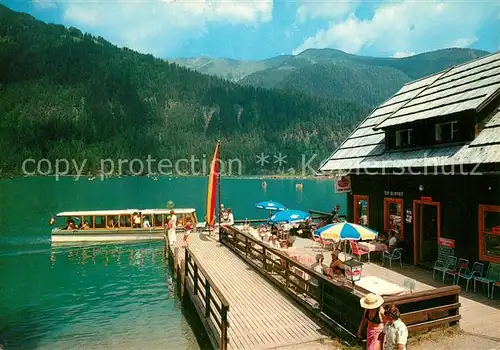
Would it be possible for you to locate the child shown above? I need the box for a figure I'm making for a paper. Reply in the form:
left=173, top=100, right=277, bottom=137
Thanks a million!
left=184, top=219, right=193, bottom=247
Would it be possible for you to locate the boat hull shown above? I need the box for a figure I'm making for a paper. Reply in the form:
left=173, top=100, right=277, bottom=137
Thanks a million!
left=51, top=222, right=208, bottom=243
left=51, top=227, right=167, bottom=243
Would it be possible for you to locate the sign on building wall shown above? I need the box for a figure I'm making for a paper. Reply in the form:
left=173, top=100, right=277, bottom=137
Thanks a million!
left=405, top=209, right=412, bottom=224
left=438, top=238, right=455, bottom=248
left=384, top=190, right=404, bottom=197
left=335, top=176, right=351, bottom=193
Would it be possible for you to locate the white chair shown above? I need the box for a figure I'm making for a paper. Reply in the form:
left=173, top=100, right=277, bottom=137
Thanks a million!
left=382, top=248, right=403, bottom=268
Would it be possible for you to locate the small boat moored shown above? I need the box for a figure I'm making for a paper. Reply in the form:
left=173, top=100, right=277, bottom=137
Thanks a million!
left=51, top=208, right=204, bottom=243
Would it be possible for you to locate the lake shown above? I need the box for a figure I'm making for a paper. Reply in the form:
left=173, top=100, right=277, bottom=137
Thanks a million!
left=0, top=176, right=345, bottom=348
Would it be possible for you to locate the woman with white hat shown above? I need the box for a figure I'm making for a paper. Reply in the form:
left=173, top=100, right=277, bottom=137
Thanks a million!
left=357, top=293, right=385, bottom=350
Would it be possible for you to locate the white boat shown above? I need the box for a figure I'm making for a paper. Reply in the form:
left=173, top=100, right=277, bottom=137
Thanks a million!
left=51, top=208, right=205, bottom=243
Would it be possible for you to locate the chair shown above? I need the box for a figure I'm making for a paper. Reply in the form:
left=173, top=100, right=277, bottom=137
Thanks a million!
left=474, top=263, right=500, bottom=298
left=320, top=237, right=334, bottom=250
left=492, top=282, right=500, bottom=299
left=349, top=241, right=370, bottom=263
left=456, top=262, right=484, bottom=292
left=382, top=248, right=403, bottom=268
left=310, top=232, right=322, bottom=250
left=444, top=258, right=469, bottom=284
left=433, top=256, right=457, bottom=280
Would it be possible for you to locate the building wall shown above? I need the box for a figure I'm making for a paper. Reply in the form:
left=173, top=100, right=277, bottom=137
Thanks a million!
left=349, top=173, right=500, bottom=264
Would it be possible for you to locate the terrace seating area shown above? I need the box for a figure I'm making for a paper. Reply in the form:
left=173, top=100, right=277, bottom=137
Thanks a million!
left=431, top=243, right=500, bottom=299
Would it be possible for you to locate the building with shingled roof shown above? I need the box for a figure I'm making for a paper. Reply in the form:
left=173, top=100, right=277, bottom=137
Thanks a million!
left=319, top=51, right=500, bottom=266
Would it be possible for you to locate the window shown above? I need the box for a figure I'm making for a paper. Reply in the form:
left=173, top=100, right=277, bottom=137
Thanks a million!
left=154, top=214, right=163, bottom=227
left=435, top=121, right=458, bottom=142
left=384, top=198, right=404, bottom=240
left=395, top=129, right=413, bottom=147
left=353, top=195, right=369, bottom=226
left=119, top=215, right=132, bottom=228
left=95, top=216, right=106, bottom=228
left=479, top=205, right=500, bottom=263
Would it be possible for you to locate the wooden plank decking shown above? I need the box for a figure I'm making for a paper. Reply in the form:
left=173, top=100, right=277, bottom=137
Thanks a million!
left=292, top=236, right=500, bottom=341
left=170, top=232, right=329, bottom=350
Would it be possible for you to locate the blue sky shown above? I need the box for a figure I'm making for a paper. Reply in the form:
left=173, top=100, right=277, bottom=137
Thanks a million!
left=4, top=0, right=499, bottom=60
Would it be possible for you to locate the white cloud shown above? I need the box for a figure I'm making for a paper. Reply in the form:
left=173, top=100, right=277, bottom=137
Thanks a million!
left=295, top=0, right=359, bottom=22
left=393, top=51, right=415, bottom=58
left=54, top=0, right=273, bottom=57
left=33, top=0, right=57, bottom=10
left=293, top=0, right=496, bottom=56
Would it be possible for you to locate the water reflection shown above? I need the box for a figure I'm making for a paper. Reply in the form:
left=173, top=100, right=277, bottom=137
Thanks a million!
left=50, top=243, right=165, bottom=267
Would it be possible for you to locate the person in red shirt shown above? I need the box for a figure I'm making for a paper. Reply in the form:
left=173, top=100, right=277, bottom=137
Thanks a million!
left=184, top=219, right=193, bottom=247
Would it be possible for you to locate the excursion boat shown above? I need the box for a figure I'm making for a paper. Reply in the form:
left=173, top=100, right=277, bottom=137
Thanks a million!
left=50, top=208, right=204, bottom=243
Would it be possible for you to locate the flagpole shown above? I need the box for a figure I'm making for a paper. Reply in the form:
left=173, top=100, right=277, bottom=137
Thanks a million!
left=217, top=140, right=222, bottom=242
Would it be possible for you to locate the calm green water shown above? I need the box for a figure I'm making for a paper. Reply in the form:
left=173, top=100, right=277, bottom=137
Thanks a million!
left=0, top=177, right=345, bottom=349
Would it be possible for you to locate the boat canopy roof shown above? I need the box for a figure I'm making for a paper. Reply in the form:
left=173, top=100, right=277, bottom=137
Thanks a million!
left=57, top=208, right=196, bottom=217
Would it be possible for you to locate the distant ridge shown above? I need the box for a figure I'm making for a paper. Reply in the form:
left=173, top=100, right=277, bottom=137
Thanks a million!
left=172, top=48, right=490, bottom=107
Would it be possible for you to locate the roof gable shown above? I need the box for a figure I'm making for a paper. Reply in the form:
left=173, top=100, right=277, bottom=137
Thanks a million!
left=319, top=52, right=500, bottom=173
left=374, top=52, right=500, bottom=129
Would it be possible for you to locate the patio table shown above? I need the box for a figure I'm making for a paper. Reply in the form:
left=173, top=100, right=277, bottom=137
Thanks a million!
left=358, top=242, right=387, bottom=252
left=355, top=275, right=405, bottom=296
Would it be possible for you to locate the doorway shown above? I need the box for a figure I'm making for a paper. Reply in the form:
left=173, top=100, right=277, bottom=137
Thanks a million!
left=384, top=198, right=404, bottom=239
left=413, top=200, right=441, bottom=266
left=353, top=195, right=369, bottom=226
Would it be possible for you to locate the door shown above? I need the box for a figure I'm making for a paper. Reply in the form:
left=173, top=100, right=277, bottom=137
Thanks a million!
left=353, top=195, right=369, bottom=226
left=384, top=198, right=404, bottom=239
left=413, top=200, right=441, bottom=265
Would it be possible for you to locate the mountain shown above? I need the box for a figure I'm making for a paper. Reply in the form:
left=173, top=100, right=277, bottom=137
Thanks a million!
left=169, top=55, right=291, bottom=83
left=173, top=48, right=490, bottom=107
left=0, top=5, right=369, bottom=176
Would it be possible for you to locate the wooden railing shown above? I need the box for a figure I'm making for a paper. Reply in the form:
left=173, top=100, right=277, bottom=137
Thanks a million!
left=220, top=226, right=461, bottom=339
left=384, top=285, right=461, bottom=333
left=220, top=225, right=363, bottom=338
left=184, top=247, right=230, bottom=350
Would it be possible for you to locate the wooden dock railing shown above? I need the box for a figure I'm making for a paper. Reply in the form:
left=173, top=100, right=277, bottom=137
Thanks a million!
left=220, top=226, right=461, bottom=339
left=384, top=285, right=461, bottom=333
left=184, top=247, right=230, bottom=350
left=220, top=226, right=363, bottom=338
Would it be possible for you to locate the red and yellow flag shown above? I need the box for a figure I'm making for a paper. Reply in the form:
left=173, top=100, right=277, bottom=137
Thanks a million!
left=205, top=142, right=220, bottom=226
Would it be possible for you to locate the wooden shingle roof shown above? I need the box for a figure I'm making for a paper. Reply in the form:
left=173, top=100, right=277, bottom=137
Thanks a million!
left=319, top=52, right=500, bottom=173
left=375, top=53, right=500, bottom=129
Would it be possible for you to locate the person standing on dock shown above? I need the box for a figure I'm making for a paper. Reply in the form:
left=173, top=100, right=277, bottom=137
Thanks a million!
left=357, top=293, right=385, bottom=350
left=380, top=304, right=408, bottom=350
left=183, top=219, right=193, bottom=247
left=167, top=210, right=177, bottom=246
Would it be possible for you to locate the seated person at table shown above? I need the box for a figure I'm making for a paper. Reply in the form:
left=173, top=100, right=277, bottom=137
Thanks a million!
left=268, top=234, right=281, bottom=249
left=323, top=251, right=345, bottom=277
left=388, top=231, right=398, bottom=251
left=377, top=231, right=388, bottom=245
left=280, top=236, right=297, bottom=257
left=311, top=253, right=325, bottom=274
left=270, top=225, right=278, bottom=236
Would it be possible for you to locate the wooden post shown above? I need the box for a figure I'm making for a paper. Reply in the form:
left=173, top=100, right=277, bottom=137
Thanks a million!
left=449, top=292, right=460, bottom=326
left=194, top=264, right=199, bottom=295
left=180, top=257, right=186, bottom=298
left=220, top=305, right=229, bottom=350
left=205, top=282, right=211, bottom=318
left=173, top=247, right=178, bottom=277
left=245, top=236, right=249, bottom=257
left=285, top=260, right=290, bottom=288
left=183, top=248, right=189, bottom=303
left=319, top=280, right=325, bottom=313
left=263, top=247, right=267, bottom=271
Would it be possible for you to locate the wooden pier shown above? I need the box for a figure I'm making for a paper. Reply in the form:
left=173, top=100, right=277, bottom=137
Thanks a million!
left=166, top=227, right=463, bottom=350
left=166, top=232, right=329, bottom=350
